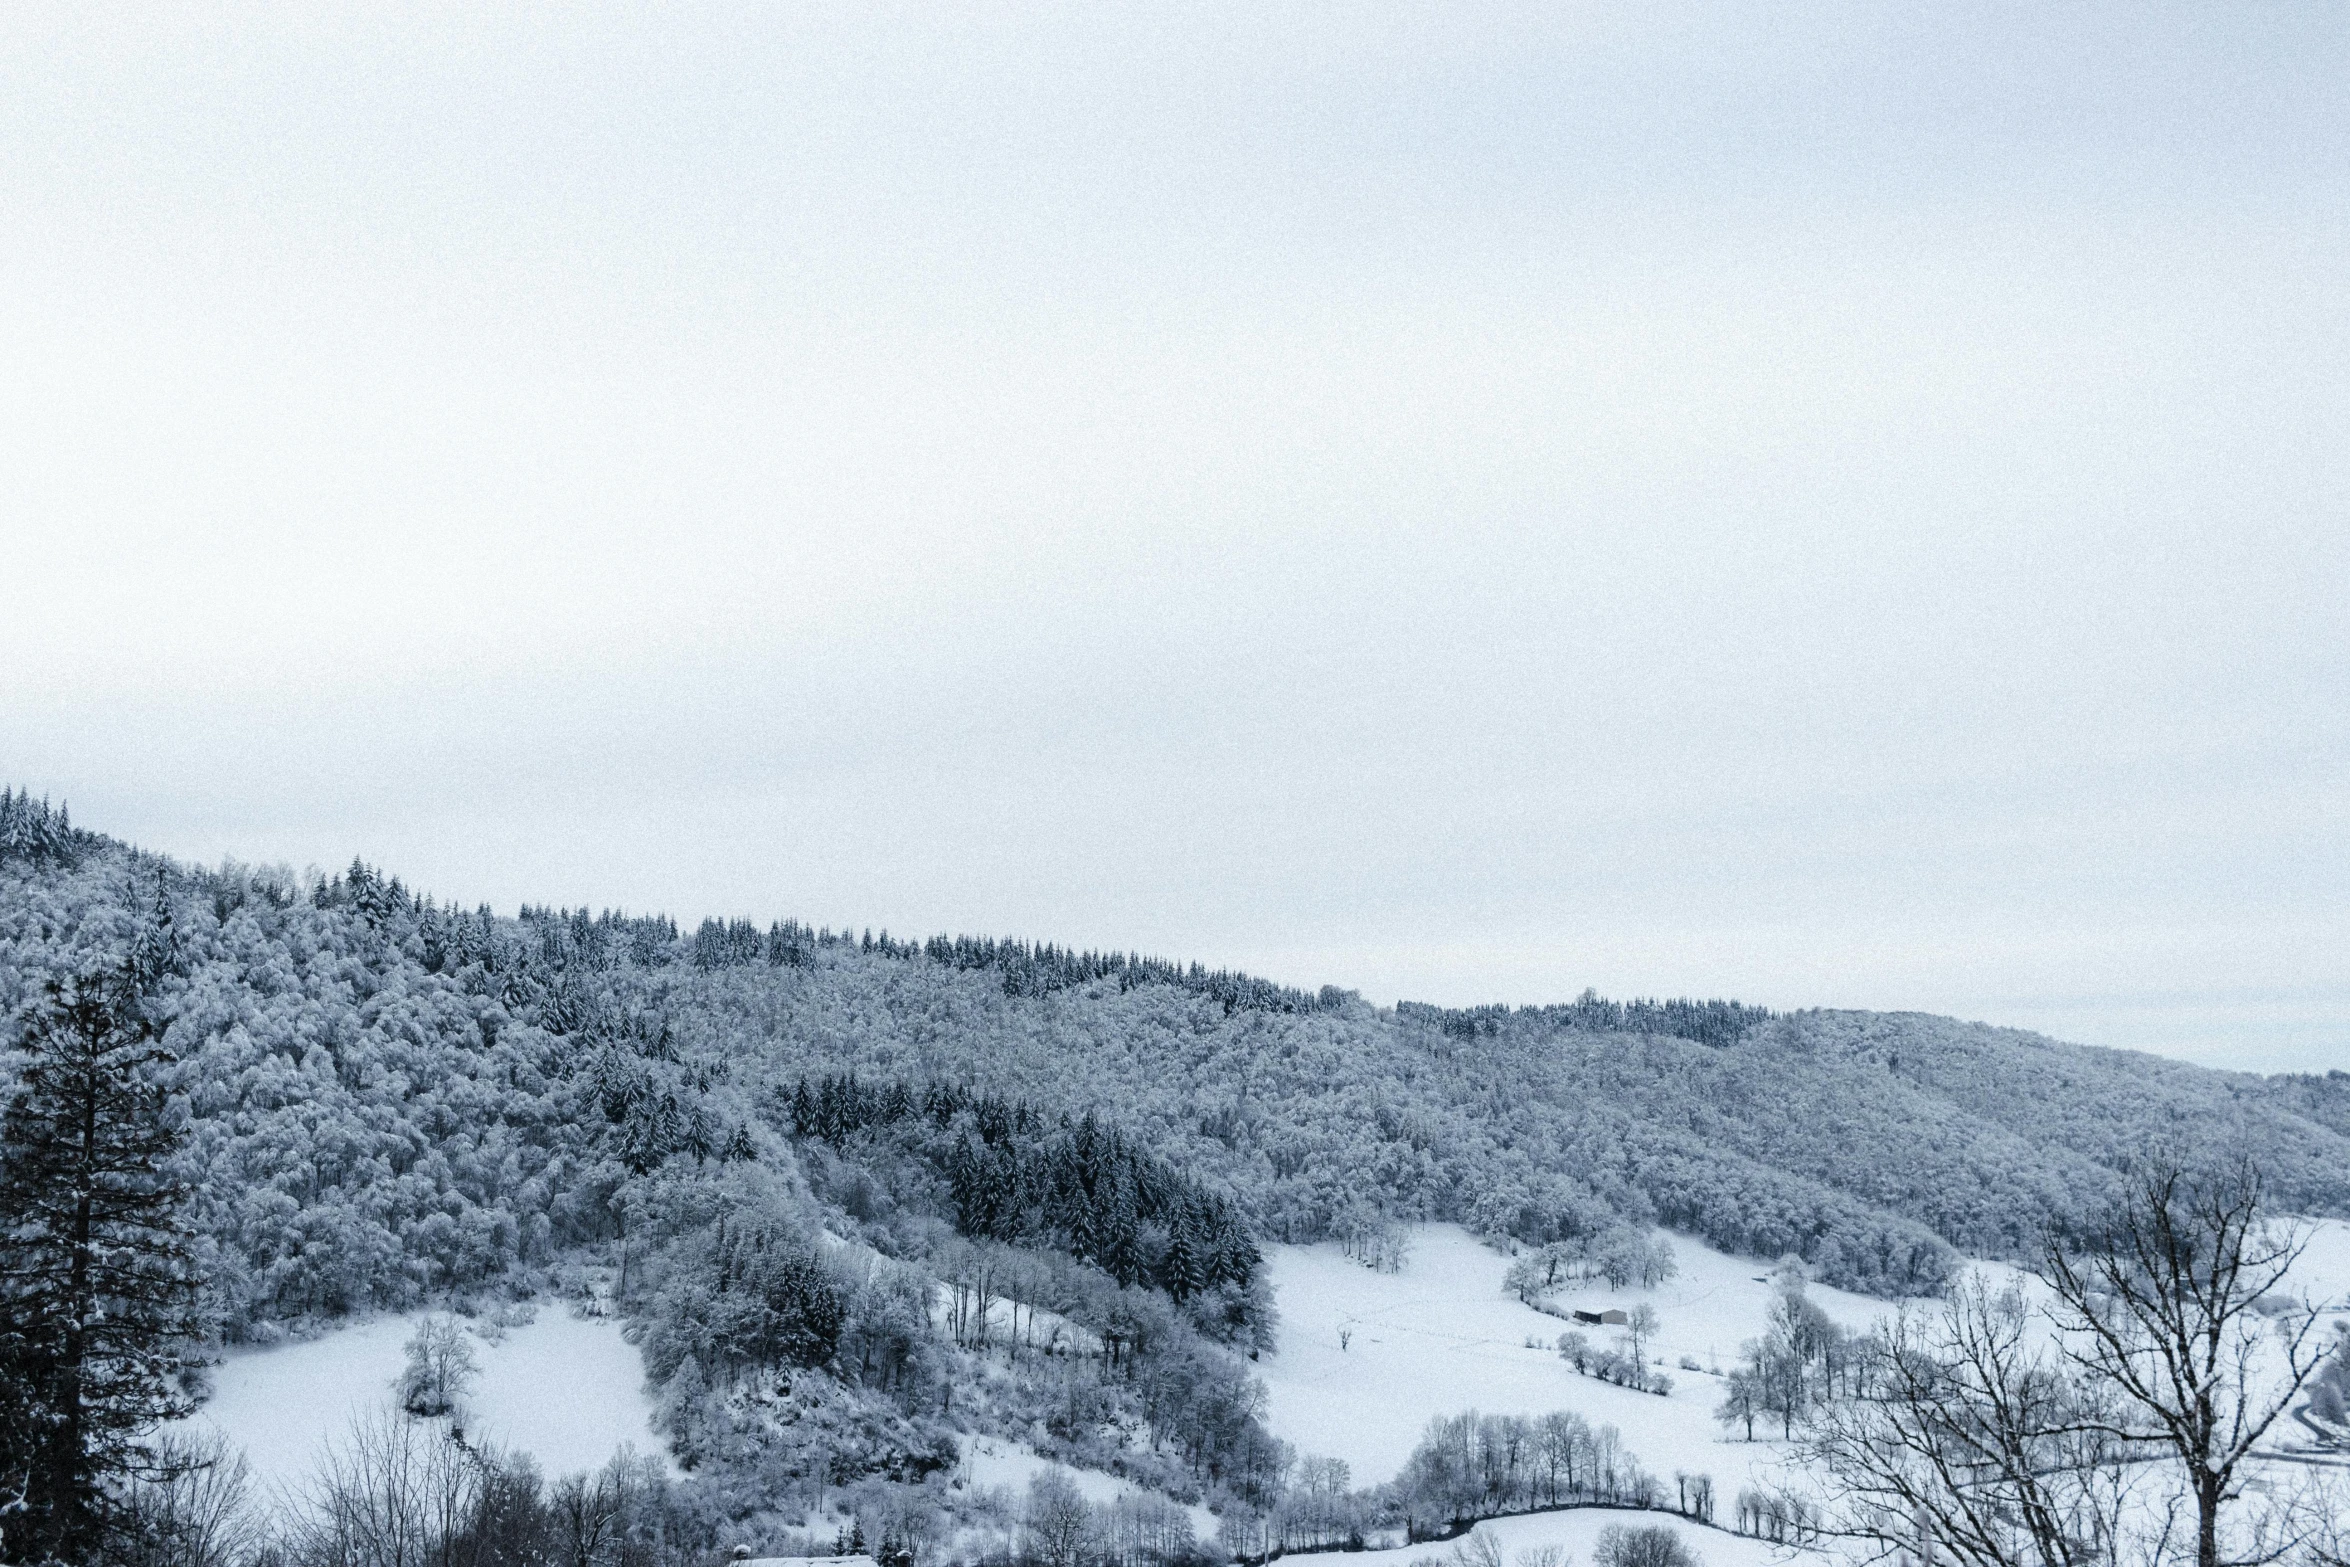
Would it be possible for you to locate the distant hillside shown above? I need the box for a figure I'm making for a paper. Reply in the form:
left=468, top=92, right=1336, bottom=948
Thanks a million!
left=685, top=961, right=2350, bottom=1290
left=5, top=800, right=2344, bottom=1321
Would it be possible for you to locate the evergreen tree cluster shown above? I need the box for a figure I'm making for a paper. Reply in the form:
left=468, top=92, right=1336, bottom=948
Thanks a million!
left=0, top=788, right=85, bottom=868
left=1400, top=990, right=1773, bottom=1050
left=916, top=935, right=1337, bottom=1014
left=644, top=1216, right=849, bottom=1381
left=691, top=919, right=1345, bottom=1016
left=692, top=917, right=770, bottom=969
left=519, top=903, right=681, bottom=971
left=789, top=1074, right=1260, bottom=1303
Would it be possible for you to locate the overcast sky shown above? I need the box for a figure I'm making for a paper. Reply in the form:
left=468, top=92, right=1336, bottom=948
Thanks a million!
left=3, top=4, right=2345, bottom=1071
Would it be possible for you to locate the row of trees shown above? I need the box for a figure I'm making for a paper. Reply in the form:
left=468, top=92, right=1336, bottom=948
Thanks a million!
left=117, top=1417, right=710, bottom=1567
left=1713, top=1265, right=1857, bottom=1440
left=692, top=919, right=1347, bottom=1017
left=917, top=935, right=1338, bottom=1015
left=1399, top=991, right=1773, bottom=1050
left=1557, top=1319, right=1671, bottom=1397
left=1392, top=1411, right=1672, bottom=1534
left=1505, top=1229, right=1678, bottom=1300
left=1021, top=1470, right=1201, bottom=1567
left=1208, top=1414, right=1708, bottom=1564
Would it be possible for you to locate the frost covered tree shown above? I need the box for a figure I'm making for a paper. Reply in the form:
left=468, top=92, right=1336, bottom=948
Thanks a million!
left=1593, top=1523, right=1700, bottom=1567
left=1714, top=1365, right=1759, bottom=1441
left=2306, top=1326, right=2350, bottom=1433
left=1505, top=1248, right=1563, bottom=1304
left=1024, top=1469, right=1092, bottom=1567
left=396, top=1316, right=480, bottom=1419
left=0, top=960, right=202, bottom=1564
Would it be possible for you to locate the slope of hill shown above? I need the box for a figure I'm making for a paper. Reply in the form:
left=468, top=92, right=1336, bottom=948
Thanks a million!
left=6, top=811, right=2348, bottom=1319
left=6, top=802, right=2350, bottom=1543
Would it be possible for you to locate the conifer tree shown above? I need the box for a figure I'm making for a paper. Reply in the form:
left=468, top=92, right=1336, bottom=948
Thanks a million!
left=0, top=960, right=201, bottom=1564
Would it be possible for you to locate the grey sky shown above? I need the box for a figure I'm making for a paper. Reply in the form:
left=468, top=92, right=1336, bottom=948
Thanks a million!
left=4, top=4, right=2345, bottom=1070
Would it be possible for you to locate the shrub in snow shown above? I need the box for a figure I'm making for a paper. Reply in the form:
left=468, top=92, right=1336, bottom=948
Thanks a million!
left=397, top=1315, right=479, bottom=1418
left=2307, top=1327, right=2350, bottom=1432
left=1593, top=1524, right=1700, bottom=1567
left=1451, top=1531, right=1506, bottom=1567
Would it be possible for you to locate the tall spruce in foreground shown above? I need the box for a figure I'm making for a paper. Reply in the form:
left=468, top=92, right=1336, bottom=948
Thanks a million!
left=0, top=955, right=201, bottom=1565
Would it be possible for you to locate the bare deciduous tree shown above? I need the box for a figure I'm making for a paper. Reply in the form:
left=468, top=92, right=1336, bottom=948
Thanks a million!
left=1795, top=1274, right=2146, bottom=1567
left=115, top=1429, right=264, bottom=1567
left=2039, top=1159, right=2327, bottom=1567
left=288, top=1404, right=477, bottom=1567
left=1622, top=1304, right=1660, bottom=1368
left=1797, top=1158, right=2328, bottom=1567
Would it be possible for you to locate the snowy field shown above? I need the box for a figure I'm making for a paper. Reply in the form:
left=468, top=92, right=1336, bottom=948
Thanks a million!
left=1257, top=1224, right=1887, bottom=1496
left=174, top=1305, right=667, bottom=1504
left=2291, top=1217, right=2350, bottom=1312
left=173, top=1216, right=2350, bottom=1531
left=1284, top=1507, right=1813, bottom=1567
left=956, top=1437, right=1219, bottom=1538
left=1259, top=1219, right=2350, bottom=1504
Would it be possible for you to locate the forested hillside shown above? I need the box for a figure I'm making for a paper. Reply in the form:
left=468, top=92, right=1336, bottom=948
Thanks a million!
left=5, top=796, right=2349, bottom=1533
left=6, top=799, right=2348, bottom=1317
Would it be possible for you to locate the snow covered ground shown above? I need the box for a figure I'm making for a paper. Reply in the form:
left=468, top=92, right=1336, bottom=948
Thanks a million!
left=955, top=1437, right=1219, bottom=1538
left=1259, top=1217, right=2350, bottom=1514
left=174, top=1304, right=667, bottom=1504
left=2292, top=1218, right=2350, bottom=1313
left=172, top=1216, right=2350, bottom=1537
left=1283, top=1507, right=1812, bottom=1567
left=1257, top=1224, right=1887, bottom=1497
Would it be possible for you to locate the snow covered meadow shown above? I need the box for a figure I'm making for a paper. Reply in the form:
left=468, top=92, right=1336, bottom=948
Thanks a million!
left=1260, top=1217, right=2350, bottom=1478
left=1282, top=1509, right=1794, bottom=1567
left=173, top=1303, right=668, bottom=1503
left=171, top=1214, right=2350, bottom=1565
left=1256, top=1222, right=1888, bottom=1495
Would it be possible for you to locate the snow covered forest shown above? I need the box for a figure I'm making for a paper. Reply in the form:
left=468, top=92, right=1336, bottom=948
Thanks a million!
left=5, top=795, right=2350, bottom=1565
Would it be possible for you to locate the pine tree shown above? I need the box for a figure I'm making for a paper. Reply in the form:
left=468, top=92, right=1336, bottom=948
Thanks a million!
left=0, top=961, right=201, bottom=1564
left=1162, top=1207, right=1206, bottom=1301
